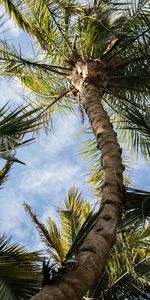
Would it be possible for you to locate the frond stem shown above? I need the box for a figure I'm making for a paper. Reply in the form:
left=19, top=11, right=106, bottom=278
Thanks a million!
left=39, top=88, right=70, bottom=116
left=44, top=0, right=72, bottom=52
left=106, top=28, right=150, bottom=61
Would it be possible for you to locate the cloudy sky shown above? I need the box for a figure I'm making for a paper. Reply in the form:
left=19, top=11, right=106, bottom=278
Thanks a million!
left=0, top=9, right=149, bottom=252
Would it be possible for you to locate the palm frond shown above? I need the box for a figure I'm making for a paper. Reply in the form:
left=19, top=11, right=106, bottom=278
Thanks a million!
left=91, top=223, right=150, bottom=299
left=0, top=40, right=69, bottom=77
left=0, top=11, right=8, bottom=33
left=2, top=0, right=35, bottom=35
left=1, top=0, right=58, bottom=51
left=104, top=0, right=150, bottom=60
left=103, top=97, right=150, bottom=160
left=0, top=103, right=42, bottom=163
left=0, top=234, right=42, bottom=299
left=0, top=40, right=76, bottom=126
left=120, top=188, right=150, bottom=228
left=59, top=187, right=92, bottom=248
left=24, top=202, right=65, bottom=264
left=75, top=0, right=127, bottom=59
left=0, top=160, right=13, bottom=187
left=46, top=217, right=67, bottom=263
left=116, top=257, right=150, bottom=299
left=66, top=207, right=101, bottom=260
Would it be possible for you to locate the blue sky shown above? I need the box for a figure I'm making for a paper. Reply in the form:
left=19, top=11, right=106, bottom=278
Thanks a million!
left=0, top=9, right=149, bottom=252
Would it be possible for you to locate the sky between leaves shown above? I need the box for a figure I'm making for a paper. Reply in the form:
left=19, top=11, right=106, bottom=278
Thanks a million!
left=0, top=9, right=149, bottom=252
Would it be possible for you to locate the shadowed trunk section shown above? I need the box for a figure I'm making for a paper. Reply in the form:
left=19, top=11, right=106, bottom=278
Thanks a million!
left=30, top=84, right=124, bottom=300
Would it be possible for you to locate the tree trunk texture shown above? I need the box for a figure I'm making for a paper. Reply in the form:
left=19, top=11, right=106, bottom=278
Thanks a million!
left=31, top=63, right=124, bottom=300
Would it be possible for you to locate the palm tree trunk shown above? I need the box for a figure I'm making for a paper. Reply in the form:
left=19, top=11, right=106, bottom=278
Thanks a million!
left=31, top=81, right=124, bottom=300
left=82, top=83, right=123, bottom=210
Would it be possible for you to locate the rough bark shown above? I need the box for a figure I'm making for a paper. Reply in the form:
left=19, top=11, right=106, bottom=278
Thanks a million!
left=81, top=84, right=123, bottom=210
left=30, top=61, right=124, bottom=300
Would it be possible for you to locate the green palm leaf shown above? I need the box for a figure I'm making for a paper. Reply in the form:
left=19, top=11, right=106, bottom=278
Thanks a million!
left=104, top=99, right=150, bottom=160
left=1, top=0, right=34, bottom=34
left=0, top=40, right=69, bottom=76
left=0, top=40, right=75, bottom=125
left=0, top=234, right=42, bottom=300
left=24, top=202, right=66, bottom=264
left=0, top=160, right=13, bottom=187
left=59, top=187, right=92, bottom=246
left=90, top=224, right=150, bottom=299
left=24, top=188, right=93, bottom=264
left=0, top=103, right=42, bottom=163
left=121, top=188, right=150, bottom=228
left=2, top=0, right=84, bottom=56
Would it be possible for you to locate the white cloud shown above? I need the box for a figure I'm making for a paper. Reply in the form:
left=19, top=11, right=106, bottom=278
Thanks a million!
left=17, top=114, right=83, bottom=195
left=0, top=188, right=29, bottom=242
left=5, top=18, right=21, bottom=37
left=20, top=162, right=81, bottom=194
left=0, top=78, right=25, bottom=106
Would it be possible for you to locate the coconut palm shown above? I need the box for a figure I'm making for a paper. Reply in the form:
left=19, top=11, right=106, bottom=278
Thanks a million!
left=0, top=234, right=42, bottom=299
left=0, top=0, right=150, bottom=299
left=24, top=187, right=150, bottom=300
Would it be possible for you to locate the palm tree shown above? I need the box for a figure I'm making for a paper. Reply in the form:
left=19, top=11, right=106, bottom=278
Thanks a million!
left=0, top=234, right=42, bottom=299
left=0, top=0, right=150, bottom=299
left=24, top=187, right=150, bottom=300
